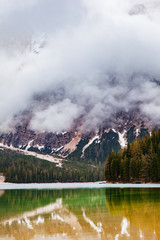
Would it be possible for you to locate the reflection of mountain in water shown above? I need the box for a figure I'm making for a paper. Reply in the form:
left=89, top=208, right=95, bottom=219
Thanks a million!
left=105, top=188, right=160, bottom=239
left=1, top=198, right=83, bottom=240
left=1, top=188, right=160, bottom=240
left=0, top=189, right=107, bottom=240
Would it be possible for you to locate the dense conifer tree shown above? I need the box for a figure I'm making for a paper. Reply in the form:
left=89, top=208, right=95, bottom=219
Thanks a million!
left=105, top=129, right=160, bottom=182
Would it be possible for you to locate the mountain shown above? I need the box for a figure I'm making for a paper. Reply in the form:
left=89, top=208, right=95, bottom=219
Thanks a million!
left=0, top=108, right=154, bottom=165
left=1, top=0, right=160, bottom=171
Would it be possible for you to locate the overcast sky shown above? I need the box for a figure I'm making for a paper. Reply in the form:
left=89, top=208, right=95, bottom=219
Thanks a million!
left=0, top=0, right=160, bottom=132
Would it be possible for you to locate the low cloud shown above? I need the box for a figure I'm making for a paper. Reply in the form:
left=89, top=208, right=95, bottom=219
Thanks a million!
left=30, top=99, right=83, bottom=132
left=0, top=0, right=160, bottom=132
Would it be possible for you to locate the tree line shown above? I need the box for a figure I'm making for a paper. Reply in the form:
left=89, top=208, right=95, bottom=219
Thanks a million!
left=0, top=149, right=104, bottom=183
left=105, top=129, right=160, bottom=182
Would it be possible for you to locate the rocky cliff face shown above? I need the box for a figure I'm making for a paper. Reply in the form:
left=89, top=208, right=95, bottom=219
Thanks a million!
left=0, top=108, right=153, bottom=163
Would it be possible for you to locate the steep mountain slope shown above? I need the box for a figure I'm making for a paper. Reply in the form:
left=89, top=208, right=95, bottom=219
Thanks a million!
left=0, top=108, right=153, bottom=164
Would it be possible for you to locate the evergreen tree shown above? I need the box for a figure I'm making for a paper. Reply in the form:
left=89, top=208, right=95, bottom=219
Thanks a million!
left=105, top=128, right=160, bottom=183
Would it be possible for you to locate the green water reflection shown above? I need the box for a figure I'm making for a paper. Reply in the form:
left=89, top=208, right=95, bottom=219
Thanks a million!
left=0, top=188, right=160, bottom=239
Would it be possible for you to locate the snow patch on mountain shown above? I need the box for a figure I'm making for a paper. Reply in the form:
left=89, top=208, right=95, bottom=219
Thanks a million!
left=136, top=128, right=140, bottom=137
left=52, top=146, right=64, bottom=153
left=112, top=129, right=127, bottom=149
left=81, top=135, right=100, bottom=158
left=25, top=140, right=34, bottom=151
left=118, top=131, right=127, bottom=149
left=0, top=143, right=64, bottom=167
left=34, top=144, right=44, bottom=151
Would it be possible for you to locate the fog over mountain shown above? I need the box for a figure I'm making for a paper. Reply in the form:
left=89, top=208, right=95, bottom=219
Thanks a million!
left=0, top=0, right=160, bottom=133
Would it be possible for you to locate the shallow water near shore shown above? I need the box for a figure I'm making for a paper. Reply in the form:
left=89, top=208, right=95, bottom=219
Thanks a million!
left=0, top=185, right=160, bottom=239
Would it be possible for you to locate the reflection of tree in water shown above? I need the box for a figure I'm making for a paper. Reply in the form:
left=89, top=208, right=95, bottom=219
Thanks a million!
left=2, top=188, right=160, bottom=240
left=0, top=201, right=83, bottom=240
left=105, top=188, right=160, bottom=238
left=0, top=188, right=107, bottom=240
left=0, top=188, right=106, bottom=219
left=0, top=190, right=4, bottom=197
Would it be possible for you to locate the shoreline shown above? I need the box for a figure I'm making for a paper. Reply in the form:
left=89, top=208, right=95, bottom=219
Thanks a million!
left=1, top=182, right=160, bottom=190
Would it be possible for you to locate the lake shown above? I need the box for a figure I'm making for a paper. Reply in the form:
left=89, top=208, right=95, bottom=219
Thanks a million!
left=0, top=183, right=160, bottom=239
